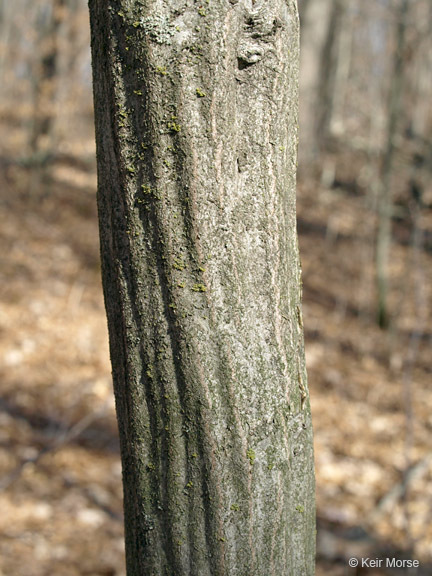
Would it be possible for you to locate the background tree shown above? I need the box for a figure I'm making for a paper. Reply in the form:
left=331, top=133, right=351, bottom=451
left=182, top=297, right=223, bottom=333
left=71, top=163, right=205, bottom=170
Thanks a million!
left=376, top=0, right=409, bottom=329
left=29, top=0, right=65, bottom=155
left=298, top=0, right=334, bottom=168
left=88, top=0, right=315, bottom=575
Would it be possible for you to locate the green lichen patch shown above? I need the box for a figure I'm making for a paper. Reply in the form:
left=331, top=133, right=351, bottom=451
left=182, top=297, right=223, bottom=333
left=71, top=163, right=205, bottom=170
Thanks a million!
left=185, top=43, right=203, bottom=65
left=246, top=448, right=256, bottom=466
left=191, top=283, right=207, bottom=293
left=196, top=88, right=206, bottom=98
left=173, top=257, right=186, bottom=271
left=167, top=120, right=181, bottom=133
left=184, top=481, right=194, bottom=495
left=189, top=44, right=203, bottom=55
left=155, top=65, right=168, bottom=76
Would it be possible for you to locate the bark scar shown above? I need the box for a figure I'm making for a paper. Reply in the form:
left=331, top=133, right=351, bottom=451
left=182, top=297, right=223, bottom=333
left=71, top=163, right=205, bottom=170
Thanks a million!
left=237, top=3, right=283, bottom=69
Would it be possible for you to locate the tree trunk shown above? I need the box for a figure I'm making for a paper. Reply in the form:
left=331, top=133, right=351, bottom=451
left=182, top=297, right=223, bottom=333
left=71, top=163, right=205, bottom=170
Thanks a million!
left=376, top=0, right=409, bottom=329
left=316, top=0, right=345, bottom=151
left=30, top=0, right=66, bottom=155
left=298, top=0, right=334, bottom=167
left=88, top=1, right=315, bottom=575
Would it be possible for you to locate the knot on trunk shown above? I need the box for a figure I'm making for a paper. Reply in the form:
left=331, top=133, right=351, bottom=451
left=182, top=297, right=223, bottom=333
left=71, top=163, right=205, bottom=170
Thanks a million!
left=237, top=3, right=283, bottom=69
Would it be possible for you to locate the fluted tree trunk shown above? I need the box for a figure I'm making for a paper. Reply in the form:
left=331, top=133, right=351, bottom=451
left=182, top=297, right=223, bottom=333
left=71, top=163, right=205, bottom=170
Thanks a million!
left=88, top=1, right=315, bottom=575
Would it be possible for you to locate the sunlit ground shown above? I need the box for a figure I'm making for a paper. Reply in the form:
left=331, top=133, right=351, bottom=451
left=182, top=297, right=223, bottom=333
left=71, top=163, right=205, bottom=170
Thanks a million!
left=0, top=109, right=431, bottom=574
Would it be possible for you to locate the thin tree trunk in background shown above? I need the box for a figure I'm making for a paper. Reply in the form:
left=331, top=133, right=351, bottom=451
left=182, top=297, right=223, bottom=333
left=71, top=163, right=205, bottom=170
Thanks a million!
left=376, top=0, right=409, bottom=329
left=89, top=0, right=315, bottom=574
left=317, top=0, right=346, bottom=187
left=299, top=0, right=333, bottom=168
left=329, top=0, right=354, bottom=139
left=55, top=0, right=81, bottom=143
left=299, top=0, right=345, bottom=171
left=316, top=0, right=344, bottom=153
left=411, top=2, right=432, bottom=140
left=0, top=0, right=13, bottom=91
left=30, top=0, right=66, bottom=155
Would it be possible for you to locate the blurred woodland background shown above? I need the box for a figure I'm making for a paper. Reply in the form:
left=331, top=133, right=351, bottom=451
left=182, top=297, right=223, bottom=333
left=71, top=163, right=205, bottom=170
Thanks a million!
left=0, top=0, right=431, bottom=574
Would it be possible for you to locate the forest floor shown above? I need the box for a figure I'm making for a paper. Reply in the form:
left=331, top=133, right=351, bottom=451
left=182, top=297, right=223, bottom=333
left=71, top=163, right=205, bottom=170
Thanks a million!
left=0, top=134, right=431, bottom=575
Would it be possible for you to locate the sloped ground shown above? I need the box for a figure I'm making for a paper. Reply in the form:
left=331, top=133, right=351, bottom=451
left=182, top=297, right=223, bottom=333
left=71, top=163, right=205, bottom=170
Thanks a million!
left=0, top=139, right=431, bottom=575
left=0, top=153, right=124, bottom=576
left=298, top=175, right=432, bottom=574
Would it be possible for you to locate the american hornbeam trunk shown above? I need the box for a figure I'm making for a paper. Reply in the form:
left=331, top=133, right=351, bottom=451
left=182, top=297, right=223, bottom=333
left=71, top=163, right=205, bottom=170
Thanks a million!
left=88, top=1, right=315, bottom=574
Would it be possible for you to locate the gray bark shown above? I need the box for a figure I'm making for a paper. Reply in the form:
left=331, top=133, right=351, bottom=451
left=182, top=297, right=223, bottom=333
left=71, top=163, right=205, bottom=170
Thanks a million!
left=89, top=1, right=315, bottom=574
